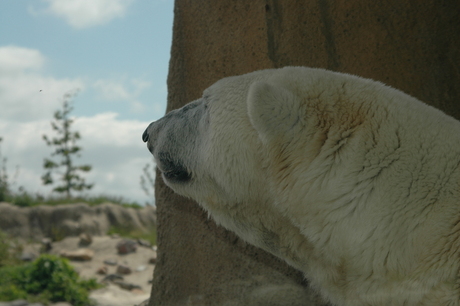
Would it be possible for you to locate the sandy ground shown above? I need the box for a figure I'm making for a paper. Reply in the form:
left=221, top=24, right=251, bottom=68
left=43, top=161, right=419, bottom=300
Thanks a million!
left=88, top=284, right=149, bottom=306
left=26, top=236, right=155, bottom=306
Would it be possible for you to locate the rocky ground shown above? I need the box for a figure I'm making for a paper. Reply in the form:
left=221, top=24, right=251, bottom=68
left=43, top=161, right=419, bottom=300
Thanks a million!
left=3, top=235, right=155, bottom=306
left=54, top=235, right=154, bottom=306
left=0, top=202, right=157, bottom=306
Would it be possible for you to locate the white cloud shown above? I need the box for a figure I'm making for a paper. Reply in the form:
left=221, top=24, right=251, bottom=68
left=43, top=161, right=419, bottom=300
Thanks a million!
left=74, top=112, right=147, bottom=147
left=93, top=79, right=131, bottom=101
left=93, top=78, right=151, bottom=113
left=0, top=45, right=155, bottom=204
left=0, top=46, right=45, bottom=74
left=33, top=0, right=134, bottom=29
left=0, top=46, right=84, bottom=122
left=74, top=113, right=154, bottom=203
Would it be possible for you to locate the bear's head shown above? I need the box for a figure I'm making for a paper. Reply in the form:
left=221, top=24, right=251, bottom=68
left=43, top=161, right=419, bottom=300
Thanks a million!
left=141, top=67, right=339, bottom=247
left=141, top=66, right=377, bottom=235
left=142, top=68, right=312, bottom=210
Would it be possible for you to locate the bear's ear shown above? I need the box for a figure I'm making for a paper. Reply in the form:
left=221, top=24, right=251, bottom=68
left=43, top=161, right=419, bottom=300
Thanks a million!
left=247, top=81, right=301, bottom=142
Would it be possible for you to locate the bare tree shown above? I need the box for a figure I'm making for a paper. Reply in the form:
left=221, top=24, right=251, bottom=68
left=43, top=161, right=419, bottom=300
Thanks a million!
left=140, top=159, right=155, bottom=205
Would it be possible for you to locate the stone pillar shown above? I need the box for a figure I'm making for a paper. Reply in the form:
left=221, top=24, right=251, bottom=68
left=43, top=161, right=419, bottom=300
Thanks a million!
left=149, top=1, right=460, bottom=305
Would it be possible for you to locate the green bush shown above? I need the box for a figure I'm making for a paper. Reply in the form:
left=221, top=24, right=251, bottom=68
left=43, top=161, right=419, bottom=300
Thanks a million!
left=0, top=284, right=28, bottom=301
left=9, top=187, right=41, bottom=207
left=0, top=254, right=100, bottom=306
left=0, top=266, right=29, bottom=301
left=0, top=230, right=22, bottom=267
left=0, top=230, right=9, bottom=267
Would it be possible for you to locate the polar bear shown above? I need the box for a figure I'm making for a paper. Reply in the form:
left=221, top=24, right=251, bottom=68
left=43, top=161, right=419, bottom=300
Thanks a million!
left=142, top=67, right=460, bottom=305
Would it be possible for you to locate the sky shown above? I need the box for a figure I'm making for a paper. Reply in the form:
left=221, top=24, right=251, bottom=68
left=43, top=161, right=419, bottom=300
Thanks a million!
left=0, top=0, right=174, bottom=205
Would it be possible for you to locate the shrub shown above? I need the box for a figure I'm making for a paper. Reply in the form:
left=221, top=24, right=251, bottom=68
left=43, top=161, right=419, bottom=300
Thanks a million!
left=0, top=137, right=13, bottom=203
left=0, top=254, right=100, bottom=306
left=0, top=265, right=29, bottom=301
left=0, top=230, right=9, bottom=267
left=0, top=283, right=28, bottom=301
left=0, top=230, right=22, bottom=267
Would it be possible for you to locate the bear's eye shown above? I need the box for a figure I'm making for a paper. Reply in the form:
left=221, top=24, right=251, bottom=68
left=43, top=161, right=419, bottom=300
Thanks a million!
left=158, top=152, right=191, bottom=183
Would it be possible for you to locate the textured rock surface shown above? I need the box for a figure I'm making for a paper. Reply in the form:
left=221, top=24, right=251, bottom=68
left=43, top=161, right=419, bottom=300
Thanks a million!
left=60, top=248, right=94, bottom=261
left=150, top=1, right=460, bottom=305
left=0, top=202, right=156, bottom=240
left=49, top=236, right=154, bottom=306
left=116, top=239, right=138, bottom=255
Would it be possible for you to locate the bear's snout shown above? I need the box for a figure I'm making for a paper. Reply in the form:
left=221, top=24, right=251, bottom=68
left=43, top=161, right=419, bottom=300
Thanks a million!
left=142, top=121, right=192, bottom=183
left=142, top=126, right=150, bottom=142
left=142, top=122, right=156, bottom=154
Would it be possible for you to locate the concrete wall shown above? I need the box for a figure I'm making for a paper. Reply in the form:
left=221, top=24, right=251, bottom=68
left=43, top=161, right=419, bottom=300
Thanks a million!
left=149, top=1, right=460, bottom=305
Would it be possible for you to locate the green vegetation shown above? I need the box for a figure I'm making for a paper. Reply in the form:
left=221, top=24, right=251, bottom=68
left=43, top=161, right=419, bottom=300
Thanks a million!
left=0, top=137, right=17, bottom=203
left=0, top=92, right=152, bottom=304
left=0, top=230, right=22, bottom=267
left=0, top=230, right=10, bottom=267
left=42, top=91, right=93, bottom=198
left=0, top=137, right=7, bottom=201
left=0, top=255, right=100, bottom=305
left=1, top=186, right=142, bottom=209
left=0, top=231, right=101, bottom=305
left=0, top=92, right=148, bottom=209
left=108, top=225, right=157, bottom=246
left=1, top=133, right=142, bottom=209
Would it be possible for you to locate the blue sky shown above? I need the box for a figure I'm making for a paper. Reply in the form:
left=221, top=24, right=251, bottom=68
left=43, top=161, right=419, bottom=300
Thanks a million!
left=0, top=0, right=174, bottom=204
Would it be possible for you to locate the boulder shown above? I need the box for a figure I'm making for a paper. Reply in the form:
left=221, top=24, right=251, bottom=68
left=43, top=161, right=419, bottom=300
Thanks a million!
left=103, top=274, right=124, bottom=283
left=104, top=258, right=118, bottom=266
left=41, top=237, right=53, bottom=252
left=114, top=280, right=142, bottom=291
left=136, top=238, right=151, bottom=248
left=19, top=251, right=37, bottom=262
left=60, top=248, right=94, bottom=261
left=148, top=251, right=157, bottom=264
left=78, top=232, right=93, bottom=246
left=117, top=264, right=132, bottom=275
left=96, top=266, right=108, bottom=275
left=116, top=239, right=137, bottom=255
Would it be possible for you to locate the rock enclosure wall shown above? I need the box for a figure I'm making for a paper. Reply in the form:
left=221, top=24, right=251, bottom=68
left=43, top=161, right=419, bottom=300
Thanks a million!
left=151, top=1, right=460, bottom=305
left=0, top=202, right=156, bottom=240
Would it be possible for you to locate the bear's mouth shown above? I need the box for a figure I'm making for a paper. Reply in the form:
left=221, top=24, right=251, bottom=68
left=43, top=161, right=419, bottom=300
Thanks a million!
left=162, top=165, right=191, bottom=182
left=157, top=152, right=191, bottom=183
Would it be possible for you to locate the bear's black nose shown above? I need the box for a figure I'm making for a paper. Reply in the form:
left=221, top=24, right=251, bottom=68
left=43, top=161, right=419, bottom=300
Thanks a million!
left=142, top=128, right=149, bottom=142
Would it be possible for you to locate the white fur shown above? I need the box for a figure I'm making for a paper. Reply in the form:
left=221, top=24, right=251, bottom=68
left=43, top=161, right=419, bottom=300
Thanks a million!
left=144, top=67, right=460, bottom=305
